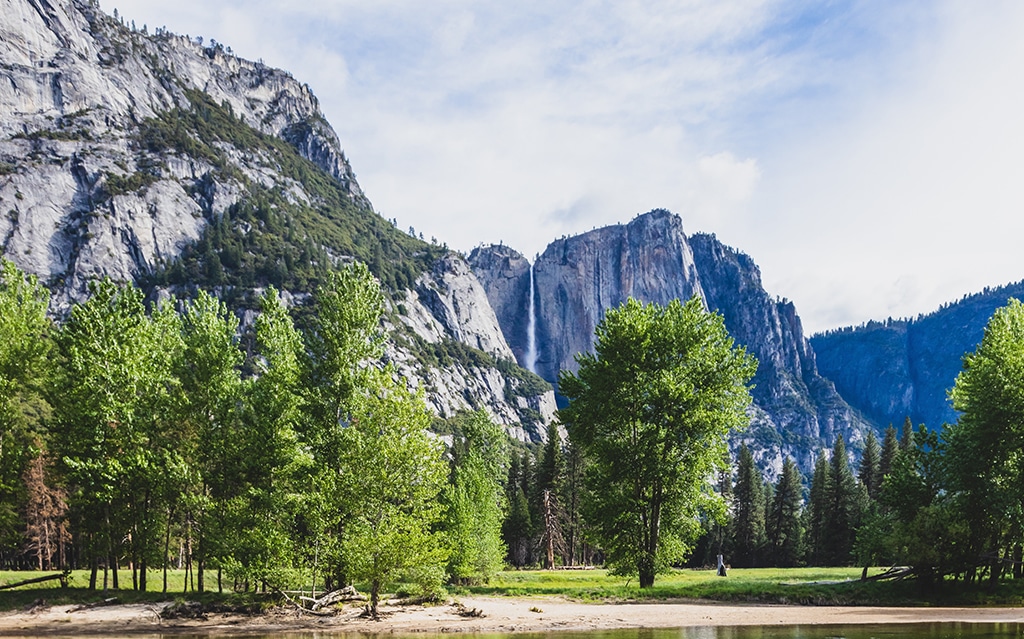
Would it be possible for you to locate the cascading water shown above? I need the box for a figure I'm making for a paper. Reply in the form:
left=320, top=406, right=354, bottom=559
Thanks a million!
left=524, top=261, right=538, bottom=374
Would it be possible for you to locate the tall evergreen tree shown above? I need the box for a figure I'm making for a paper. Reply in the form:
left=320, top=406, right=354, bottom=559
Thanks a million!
left=859, top=430, right=882, bottom=500
left=879, top=424, right=900, bottom=486
left=806, top=451, right=831, bottom=565
left=900, top=416, right=914, bottom=451
left=767, top=457, right=804, bottom=567
left=824, top=437, right=859, bottom=565
left=731, top=444, right=765, bottom=568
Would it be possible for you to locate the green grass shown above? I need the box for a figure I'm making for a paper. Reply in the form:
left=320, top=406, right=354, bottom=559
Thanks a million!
left=0, top=569, right=279, bottom=611
left=4, top=567, right=1024, bottom=609
left=464, top=567, right=1024, bottom=606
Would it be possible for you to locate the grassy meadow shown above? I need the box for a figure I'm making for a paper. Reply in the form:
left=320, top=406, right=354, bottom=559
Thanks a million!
left=3, top=566, right=1024, bottom=610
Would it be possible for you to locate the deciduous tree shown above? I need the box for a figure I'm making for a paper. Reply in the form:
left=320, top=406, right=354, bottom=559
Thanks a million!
left=558, top=297, right=756, bottom=587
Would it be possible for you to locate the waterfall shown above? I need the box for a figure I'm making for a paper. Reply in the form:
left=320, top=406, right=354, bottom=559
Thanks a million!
left=524, top=261, right=538, bottom=374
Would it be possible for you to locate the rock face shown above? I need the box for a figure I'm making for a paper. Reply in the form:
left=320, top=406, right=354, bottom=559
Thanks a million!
left=0, top=0, right=555, bottom=440
left=0, top=0, right=366, bottom=312
left=466, top=245, right=531, bottom=364
left=471, top=210, right=869, bottom=475
left=811, top=281, right=1024, bottom=431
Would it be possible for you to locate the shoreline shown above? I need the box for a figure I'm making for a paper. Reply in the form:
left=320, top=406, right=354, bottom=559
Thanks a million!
left=1, top=596, right=1023, bottom=636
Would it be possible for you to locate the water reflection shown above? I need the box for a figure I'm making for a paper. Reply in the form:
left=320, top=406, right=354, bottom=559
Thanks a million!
left=5, top=624, right=1024, bottom=639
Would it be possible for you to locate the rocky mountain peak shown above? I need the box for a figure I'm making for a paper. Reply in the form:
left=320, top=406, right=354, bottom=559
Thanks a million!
left=470, top=209, right=870, bottom=476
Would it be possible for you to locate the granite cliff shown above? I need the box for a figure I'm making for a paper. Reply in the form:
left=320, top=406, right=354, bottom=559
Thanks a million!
left=470, top=210, right=870, bottom=475
left=0, top=0, right=555, bottom=439
left=811, top=280, right=1024, bottom=431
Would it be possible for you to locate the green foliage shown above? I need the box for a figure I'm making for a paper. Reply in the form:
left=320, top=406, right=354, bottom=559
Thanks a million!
left=0, top=260, right=53, bottom=547
left=50, top=279, right=180, bottom=589
left=767, top=458, right=804, bottom=567
left=948, top=298, right=1024, bottom=583
left=443, top=411, right=508, bottom=584
left=559, top=296, right=756, bottom=587
left=139, top=89, right=445, bottom=294
left=731, top=444, right=765, bottom=568
left=335, top=370, right=449, bottom=615
left=100, top=169, right=161, bottom=198
left=858, top=431, right=881, bottom=500
left=302, top=262, right=385, bottom=461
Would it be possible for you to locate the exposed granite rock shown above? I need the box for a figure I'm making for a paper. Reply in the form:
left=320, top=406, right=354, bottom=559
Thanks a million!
left=0, top=0, right=555, bottom=440
left=533, top=210, right=704, bottom=384
left=471, top=209, right=870, bottom=476
left=415, top=253, right=514, bottom=359
left=466, top=244, right=531, bottom=364
left=0, top=0, right=367, bottom=311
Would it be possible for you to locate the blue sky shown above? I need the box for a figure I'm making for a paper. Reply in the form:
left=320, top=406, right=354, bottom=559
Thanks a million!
left=105, top=0, right=1024, bottom=333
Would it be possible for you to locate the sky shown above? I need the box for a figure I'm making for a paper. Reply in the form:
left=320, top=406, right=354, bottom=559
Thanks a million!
left=104, top=0, right=1024, bottom=334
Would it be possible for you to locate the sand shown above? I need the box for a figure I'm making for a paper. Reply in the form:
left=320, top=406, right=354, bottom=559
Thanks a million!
left=1, top=596, right=1023, bottom=636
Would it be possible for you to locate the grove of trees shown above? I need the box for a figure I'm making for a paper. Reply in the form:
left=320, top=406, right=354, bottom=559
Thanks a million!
left=0, top=259, right=506, bottom=607
left=4, top=252, right=1024, bottom=597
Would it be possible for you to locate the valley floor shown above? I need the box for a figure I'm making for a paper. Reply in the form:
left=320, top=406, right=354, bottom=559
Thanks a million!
left=1, top=596, right=1023, bottom=636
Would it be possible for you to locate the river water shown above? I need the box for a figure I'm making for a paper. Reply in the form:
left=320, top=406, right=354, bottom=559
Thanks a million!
left=7, top=624, right=1023, bottom=639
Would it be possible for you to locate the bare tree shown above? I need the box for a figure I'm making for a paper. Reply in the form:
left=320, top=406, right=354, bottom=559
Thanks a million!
left=23, top=450, right=69, bottom=570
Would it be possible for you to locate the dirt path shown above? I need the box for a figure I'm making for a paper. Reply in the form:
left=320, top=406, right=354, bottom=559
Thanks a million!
left=0, top=596, right=1022, bottom=636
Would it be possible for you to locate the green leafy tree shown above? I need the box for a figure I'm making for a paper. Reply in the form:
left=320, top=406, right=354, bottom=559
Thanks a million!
left=731, top=443, right=765, bottom=567
left=767, top=457, right=804, bottom=567
left=51, top=280, right=178, bottom=590
left=302, top=262, right=386, bottom=587
left=948, top=298, right=1024, bottom=583
left=335, top=370, right=448, bottom=616
left=173, top=290, right=245, bottom=592
left=227, top=286, right=307, bottom=589
left=0, top=259, right=52, bottom=551
left=558, top=297, right=756, bottom=587
left=443, top=410, right=508, bottom=584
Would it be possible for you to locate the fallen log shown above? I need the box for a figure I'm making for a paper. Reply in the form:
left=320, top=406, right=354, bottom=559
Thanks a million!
left=0, top=572, right=68, bottom=591
left=68, top=597, right=120, bottom=612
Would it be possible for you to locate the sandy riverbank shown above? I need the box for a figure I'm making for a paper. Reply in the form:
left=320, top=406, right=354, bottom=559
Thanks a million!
left=0, top=596, right=1022, bottom=636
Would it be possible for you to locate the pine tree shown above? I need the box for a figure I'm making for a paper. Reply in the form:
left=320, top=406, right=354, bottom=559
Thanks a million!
left=767, top=457, right=804, bottom=567
left=899, top=416, right=914, bottom=451
left=879, top=424, right=899, bottom=485
left=731, top=444, right=765, bottom=568
left=502, top=452, right=532, bottom=567
left=858, top=430, right=882, bottom=500
left=824, top=437, right=859, bottom=565
left=806, top=451, right=831, bottom=565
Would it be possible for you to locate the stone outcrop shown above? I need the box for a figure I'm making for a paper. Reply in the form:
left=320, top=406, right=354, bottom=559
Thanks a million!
left=811, top=280, right=1024, bottom=431
left=0, top=0, right=368, bottom=311
left=0, top=0, right=555, bottom=441
left=466, top=244, right=531, bottom=364
left=471, top=209, right=869, bottom=475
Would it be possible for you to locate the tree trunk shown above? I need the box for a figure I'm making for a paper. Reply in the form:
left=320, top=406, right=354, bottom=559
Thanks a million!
left=543, top=490, right=555, bottom=569
left=370, top=578, right=380, bottom=618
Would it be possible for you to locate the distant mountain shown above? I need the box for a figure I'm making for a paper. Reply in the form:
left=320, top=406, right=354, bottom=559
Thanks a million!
left=0, top=0, right=555, bottom=440
left=810, top=281, right=1024, bottom=430
left=470, top=210, right=871, bottom=476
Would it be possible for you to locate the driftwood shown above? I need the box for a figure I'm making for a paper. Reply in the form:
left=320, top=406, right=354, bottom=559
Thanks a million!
left=860, top=566, right=913, bottom=582
left=299, top=586, right=365, bottom=611
left=68, top=597, right=120, bottom=612
left=0, top=572, right=68, bottom=590
left=278, top=586, right=364, bottom=616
